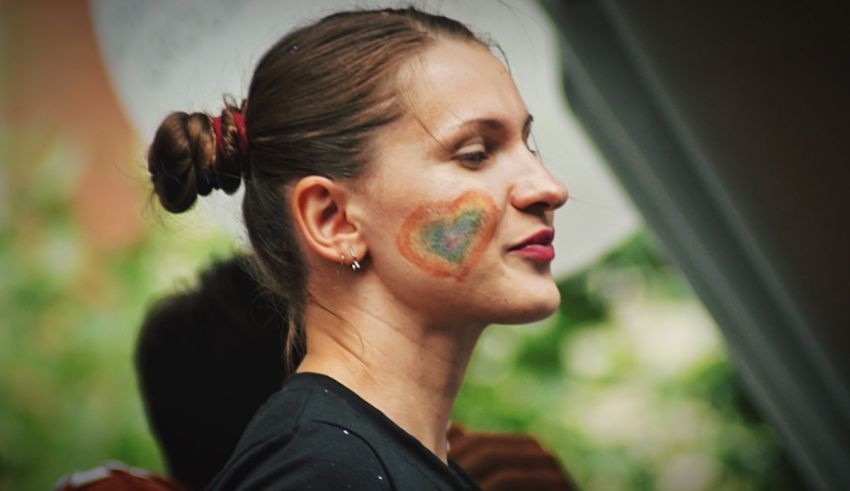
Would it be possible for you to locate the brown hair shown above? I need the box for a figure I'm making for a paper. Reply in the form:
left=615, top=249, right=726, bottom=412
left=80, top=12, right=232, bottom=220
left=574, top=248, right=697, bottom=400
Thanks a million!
left=147, top=7, right=486, bottom=371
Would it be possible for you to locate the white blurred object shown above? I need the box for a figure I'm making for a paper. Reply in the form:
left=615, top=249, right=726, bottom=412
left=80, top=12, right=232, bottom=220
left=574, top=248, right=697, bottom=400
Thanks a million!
left=90, top=0, right=639, bottom=278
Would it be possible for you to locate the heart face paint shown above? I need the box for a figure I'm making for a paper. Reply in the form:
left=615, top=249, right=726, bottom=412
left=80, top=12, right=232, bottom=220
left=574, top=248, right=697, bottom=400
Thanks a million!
left=396, top=190, right=499, bottom=281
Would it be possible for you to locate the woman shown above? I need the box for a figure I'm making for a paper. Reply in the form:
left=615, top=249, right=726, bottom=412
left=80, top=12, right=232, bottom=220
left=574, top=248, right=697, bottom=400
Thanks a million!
left=148, top=7, right=568, bottom=490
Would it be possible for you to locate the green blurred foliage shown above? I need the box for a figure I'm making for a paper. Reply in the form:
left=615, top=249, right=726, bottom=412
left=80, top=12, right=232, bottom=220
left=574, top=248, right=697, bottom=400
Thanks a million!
left=0, top=130, right=806, bottom=490
left=0, top=130, right=239, bottom=490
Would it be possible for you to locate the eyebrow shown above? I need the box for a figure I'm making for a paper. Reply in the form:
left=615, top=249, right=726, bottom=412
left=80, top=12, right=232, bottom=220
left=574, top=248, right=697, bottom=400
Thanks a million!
left=450, top=113, right=534, bottom=135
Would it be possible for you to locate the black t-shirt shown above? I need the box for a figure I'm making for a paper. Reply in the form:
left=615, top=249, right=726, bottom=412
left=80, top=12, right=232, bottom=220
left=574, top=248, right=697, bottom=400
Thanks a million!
left=207, top=372, right=480, bottom=490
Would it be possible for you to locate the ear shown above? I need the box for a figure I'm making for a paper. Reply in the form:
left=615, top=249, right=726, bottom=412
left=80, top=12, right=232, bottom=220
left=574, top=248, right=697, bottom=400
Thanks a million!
left=290, top=175, right=363, bottom=264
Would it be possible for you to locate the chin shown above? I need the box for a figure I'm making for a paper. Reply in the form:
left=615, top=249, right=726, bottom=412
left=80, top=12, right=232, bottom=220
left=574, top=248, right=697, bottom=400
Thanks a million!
left=492, top=287, right=562, bottom=325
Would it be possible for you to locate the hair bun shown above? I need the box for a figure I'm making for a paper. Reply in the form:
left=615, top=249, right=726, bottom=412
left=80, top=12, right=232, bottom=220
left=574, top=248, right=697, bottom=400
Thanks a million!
left=148, top=104, right=247, bottom=214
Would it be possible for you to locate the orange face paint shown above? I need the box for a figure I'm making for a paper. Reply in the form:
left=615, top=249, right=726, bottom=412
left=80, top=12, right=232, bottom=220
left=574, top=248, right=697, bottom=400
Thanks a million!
left=396, top=190, right=499, bottom=281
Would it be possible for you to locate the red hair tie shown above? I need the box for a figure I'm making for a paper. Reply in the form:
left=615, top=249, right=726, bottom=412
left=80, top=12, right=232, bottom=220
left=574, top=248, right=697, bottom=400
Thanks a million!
left=212, top=112, right=248, bottom=156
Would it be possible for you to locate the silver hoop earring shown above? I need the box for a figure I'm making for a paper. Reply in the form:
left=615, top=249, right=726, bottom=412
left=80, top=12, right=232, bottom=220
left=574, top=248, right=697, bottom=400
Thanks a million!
left=349, top=247, right=361, bottom=271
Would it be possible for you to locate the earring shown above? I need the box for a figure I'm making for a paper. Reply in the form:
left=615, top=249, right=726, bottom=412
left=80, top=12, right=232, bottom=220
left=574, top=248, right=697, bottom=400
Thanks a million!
left=349, top=247, right=361, bottom=271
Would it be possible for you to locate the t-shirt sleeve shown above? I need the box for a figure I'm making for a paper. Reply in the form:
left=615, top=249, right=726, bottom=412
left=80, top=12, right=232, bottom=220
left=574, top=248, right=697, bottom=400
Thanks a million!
left=207, top=421, right=392, bottom=491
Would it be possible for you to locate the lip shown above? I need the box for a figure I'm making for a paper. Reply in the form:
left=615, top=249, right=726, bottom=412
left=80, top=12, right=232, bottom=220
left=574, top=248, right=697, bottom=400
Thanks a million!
left=508, top=229, right=556, bottom=262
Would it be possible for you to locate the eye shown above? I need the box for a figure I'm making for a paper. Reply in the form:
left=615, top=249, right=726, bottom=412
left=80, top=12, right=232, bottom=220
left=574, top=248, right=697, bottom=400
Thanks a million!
left=523, top=114, right=539, bottom=157
left=455, top=150, right=489, bottom=165
left=453, top=140, right=490, bottom=167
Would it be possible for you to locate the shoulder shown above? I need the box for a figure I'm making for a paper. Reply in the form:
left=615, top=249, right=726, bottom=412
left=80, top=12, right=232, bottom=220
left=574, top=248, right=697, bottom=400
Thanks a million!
left=209, top=420, right=390, bottom=491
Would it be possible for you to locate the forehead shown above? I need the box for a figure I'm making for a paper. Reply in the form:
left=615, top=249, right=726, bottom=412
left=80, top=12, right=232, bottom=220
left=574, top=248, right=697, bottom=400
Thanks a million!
left=394, top=40, right=527, bottom=140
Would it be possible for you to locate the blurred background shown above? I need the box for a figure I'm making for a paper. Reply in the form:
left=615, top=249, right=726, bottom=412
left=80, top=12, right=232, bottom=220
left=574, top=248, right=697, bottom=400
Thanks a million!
left=5, top=1, right=846, bottom=490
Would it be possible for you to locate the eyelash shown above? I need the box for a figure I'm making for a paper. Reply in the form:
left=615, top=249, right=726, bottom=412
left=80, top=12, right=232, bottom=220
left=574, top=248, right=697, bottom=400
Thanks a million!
left=525, top=135, right=539, bottom=156
left=456, top=151, right=489, bottom=164
left=454, top=136, right=537, bottom=166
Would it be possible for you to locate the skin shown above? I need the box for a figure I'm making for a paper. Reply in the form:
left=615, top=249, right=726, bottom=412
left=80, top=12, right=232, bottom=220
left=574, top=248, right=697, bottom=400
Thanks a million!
left=291, top=39, right=568, bottom=464
left=397, top=190, right=499, bottom=281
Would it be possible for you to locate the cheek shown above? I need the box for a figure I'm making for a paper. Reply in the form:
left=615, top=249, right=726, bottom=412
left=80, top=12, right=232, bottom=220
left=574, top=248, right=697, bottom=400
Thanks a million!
left=395, top=190, right=500, bottom=281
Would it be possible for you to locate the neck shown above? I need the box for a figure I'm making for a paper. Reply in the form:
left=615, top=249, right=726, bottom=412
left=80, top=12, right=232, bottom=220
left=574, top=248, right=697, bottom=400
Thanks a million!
left=297, top=300, right=483, bottom=463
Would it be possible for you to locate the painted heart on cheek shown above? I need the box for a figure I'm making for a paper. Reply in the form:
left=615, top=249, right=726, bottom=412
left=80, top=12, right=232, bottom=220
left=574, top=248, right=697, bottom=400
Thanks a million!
left=397, top=190, right=499, bottom=280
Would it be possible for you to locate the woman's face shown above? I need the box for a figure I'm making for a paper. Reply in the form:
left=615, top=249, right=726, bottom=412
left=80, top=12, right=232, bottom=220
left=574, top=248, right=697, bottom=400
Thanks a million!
left=351, top=40, right=568, bottom=329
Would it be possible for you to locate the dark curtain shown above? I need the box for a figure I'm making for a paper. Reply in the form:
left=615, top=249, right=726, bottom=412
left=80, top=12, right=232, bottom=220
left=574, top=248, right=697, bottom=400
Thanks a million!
left=538, top=1, right=850, bottom=490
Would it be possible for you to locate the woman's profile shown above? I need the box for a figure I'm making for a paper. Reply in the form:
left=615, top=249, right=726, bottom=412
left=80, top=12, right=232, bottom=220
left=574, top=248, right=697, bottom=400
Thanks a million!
left=147, top=7, right=568, bottom=490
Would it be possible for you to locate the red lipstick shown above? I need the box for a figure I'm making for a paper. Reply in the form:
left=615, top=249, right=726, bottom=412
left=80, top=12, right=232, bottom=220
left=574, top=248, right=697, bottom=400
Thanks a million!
left=508, top=229, right=555, bottom=262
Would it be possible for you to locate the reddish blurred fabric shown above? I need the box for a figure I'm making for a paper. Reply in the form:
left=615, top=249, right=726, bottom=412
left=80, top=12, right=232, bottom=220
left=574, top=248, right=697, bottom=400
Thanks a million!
left=448, top=425, right=577, bottom=491
left=54, top=462, right=183, bottom=491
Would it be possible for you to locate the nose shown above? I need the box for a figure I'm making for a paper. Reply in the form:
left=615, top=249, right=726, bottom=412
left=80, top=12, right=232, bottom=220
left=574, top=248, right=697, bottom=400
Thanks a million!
left=510, top=158, right=569, bottom=213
